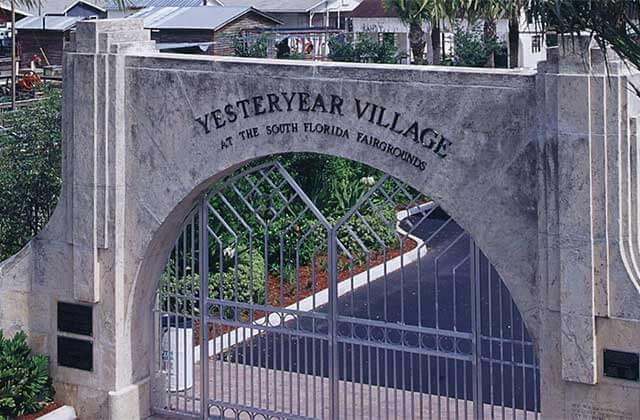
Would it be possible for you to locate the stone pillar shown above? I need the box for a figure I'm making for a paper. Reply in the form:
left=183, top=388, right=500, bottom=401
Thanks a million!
left=540, top=35, right=640, bottom=418
left=60, top=19, right=156, bottom=419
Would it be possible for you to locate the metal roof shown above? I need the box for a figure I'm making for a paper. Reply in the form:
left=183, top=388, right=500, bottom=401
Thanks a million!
left=1, top=0, right=106, bottom=16
left=129, top=6, right=281, bottom=30
left=16, top=15, right=84, bottom=31
left=310, top=0, right=362, bottom=13
left=351, top=0, right=397, bottom=18
left=105, top=0, right=222, bottom=10
left=0, top=2, right=30, bottom=17
left=218, top=0, right=323, bottom=13
left=63, top=0, right=106, bottom=13
left=219, top=0, right=362, bottom=13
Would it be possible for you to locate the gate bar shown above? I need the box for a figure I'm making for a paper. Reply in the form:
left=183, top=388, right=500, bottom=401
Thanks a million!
left=328, top=228, right=339, bottom=419
left=199, top=197, right=209, bottom=419
left=471, top=239, right=484, bottom=420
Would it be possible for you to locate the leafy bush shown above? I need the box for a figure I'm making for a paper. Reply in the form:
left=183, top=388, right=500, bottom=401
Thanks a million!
left=0, top=331, right=53, bottom=419
left=448, top=23, right=503, bottom=67
left=161, top=247, right=266, bottom=316
left=329, top=34, right=400, bottom=64
left=328, top=35, right=355, bottom=62
left=209, top=247, right=266, bottom=304
left=0, top=87, right=62, bottom=261
left=233, top=33, right=269, bottom=58
left=265, top=216, right=327, bottom=283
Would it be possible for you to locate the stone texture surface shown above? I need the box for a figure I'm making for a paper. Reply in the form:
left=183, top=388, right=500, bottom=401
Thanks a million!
left=0, top=20, right=639, bottom=420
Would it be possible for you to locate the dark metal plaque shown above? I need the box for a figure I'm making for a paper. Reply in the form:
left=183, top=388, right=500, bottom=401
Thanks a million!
left=604, top=349, right=639, bottom=381
left=57, top=336, right=93, bottom=371
left=57, top=302, right=92, bottom=336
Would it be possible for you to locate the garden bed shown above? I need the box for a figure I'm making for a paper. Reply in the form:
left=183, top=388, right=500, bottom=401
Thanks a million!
left=265, top=239, right=417, bottom=308
left=193, top=238, right=417, bottom=344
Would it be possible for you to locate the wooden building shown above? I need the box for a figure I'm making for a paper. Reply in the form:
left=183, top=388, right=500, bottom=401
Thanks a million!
left=220, top=0, right=362, bottom=30
left=16, top=16, right=83, bottom=66
left=13, top=0, right=106, bottom=66
left=130, top=6, right=282, bottom=55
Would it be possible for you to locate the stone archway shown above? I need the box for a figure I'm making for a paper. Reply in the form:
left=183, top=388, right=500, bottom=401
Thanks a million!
left=121, top=46, right=540, bottom=416
left=1, top=19, right=640, bottom=420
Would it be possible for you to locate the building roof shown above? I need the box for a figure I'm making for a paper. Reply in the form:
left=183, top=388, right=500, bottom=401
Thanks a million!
left=16, top=15, right=84, bottom=31
left=0, top=0, right=106, bottom=16
left=218, top=0, right=321, bottom=13
left=219, top=0, right=362, bottom=14
left=129, top=6, right=281, bottom=30
left=0, top=2, right=30, bottom=17
left=63, top=0, right=106, bottom=13
left=312, top=0, right=362, bottom=14
left=351, top=0, right=397, bottom=18
left=105, top=0, right=222, bottom=10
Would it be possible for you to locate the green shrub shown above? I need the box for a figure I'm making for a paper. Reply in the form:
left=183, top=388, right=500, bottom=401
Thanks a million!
left=0, top=331, right=53, bottom=419
left=209, top=247, right=266, bottom=304
left=329, top=34, right=400, bottom=64
left=328, top=36, right=355, bottom=62
left=233, top=33, right=269, bottom=58
left=160, top=247, right=266, bottom=316
left=449, top=23, right=503, bottom=67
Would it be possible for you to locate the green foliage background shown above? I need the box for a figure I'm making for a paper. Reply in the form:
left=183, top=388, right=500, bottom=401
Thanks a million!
left=0, top=88, right=62, bottom=261
left=160, top=153, right=418, bottom=314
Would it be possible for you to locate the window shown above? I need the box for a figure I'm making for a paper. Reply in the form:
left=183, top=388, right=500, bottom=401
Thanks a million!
left=532, top=35, right=542, bottom=53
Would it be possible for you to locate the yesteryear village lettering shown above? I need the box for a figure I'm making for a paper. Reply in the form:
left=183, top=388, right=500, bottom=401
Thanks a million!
left=195, top=92, right=452, bottom=171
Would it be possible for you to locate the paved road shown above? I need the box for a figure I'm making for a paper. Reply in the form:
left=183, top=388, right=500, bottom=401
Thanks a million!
left=218, top=208, right=540, bottom=414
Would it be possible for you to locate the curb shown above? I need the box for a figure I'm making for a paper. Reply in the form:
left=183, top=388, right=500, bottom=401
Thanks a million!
left=37, top=406, right=77, bottom=420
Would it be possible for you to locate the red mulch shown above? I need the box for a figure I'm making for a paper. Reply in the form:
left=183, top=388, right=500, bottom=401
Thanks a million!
left=193, top=239, right=417, bottom=344
left=16, top=402, right=60, bottom=420
left=265, top=239, right=417, bottom=308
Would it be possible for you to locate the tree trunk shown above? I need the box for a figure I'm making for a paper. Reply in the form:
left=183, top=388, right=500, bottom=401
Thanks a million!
left=409, top=22, right=426, bottom=65
left=484, top=18, right=496, bottom=67
left=431, top=22, right=441, bottom=65
left=508, top=15, right=519, bottom=68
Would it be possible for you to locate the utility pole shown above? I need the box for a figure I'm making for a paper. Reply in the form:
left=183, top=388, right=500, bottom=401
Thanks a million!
left=11, top=0, right=16, bottom=110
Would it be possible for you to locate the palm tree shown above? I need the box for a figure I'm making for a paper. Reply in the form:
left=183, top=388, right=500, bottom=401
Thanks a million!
left=460, top=0, right=506, bottom=67
left=504, top=0, right=527, bottom=68
left=383, top=0, right=457, bottom=65
left=383, top=0, right=429, bottom=64
left=431, top=1, right=458, bottom=64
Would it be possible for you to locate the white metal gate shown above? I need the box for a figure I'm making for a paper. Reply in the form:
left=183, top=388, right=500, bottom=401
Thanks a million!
left=153, top=160, right=540, bottom=419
